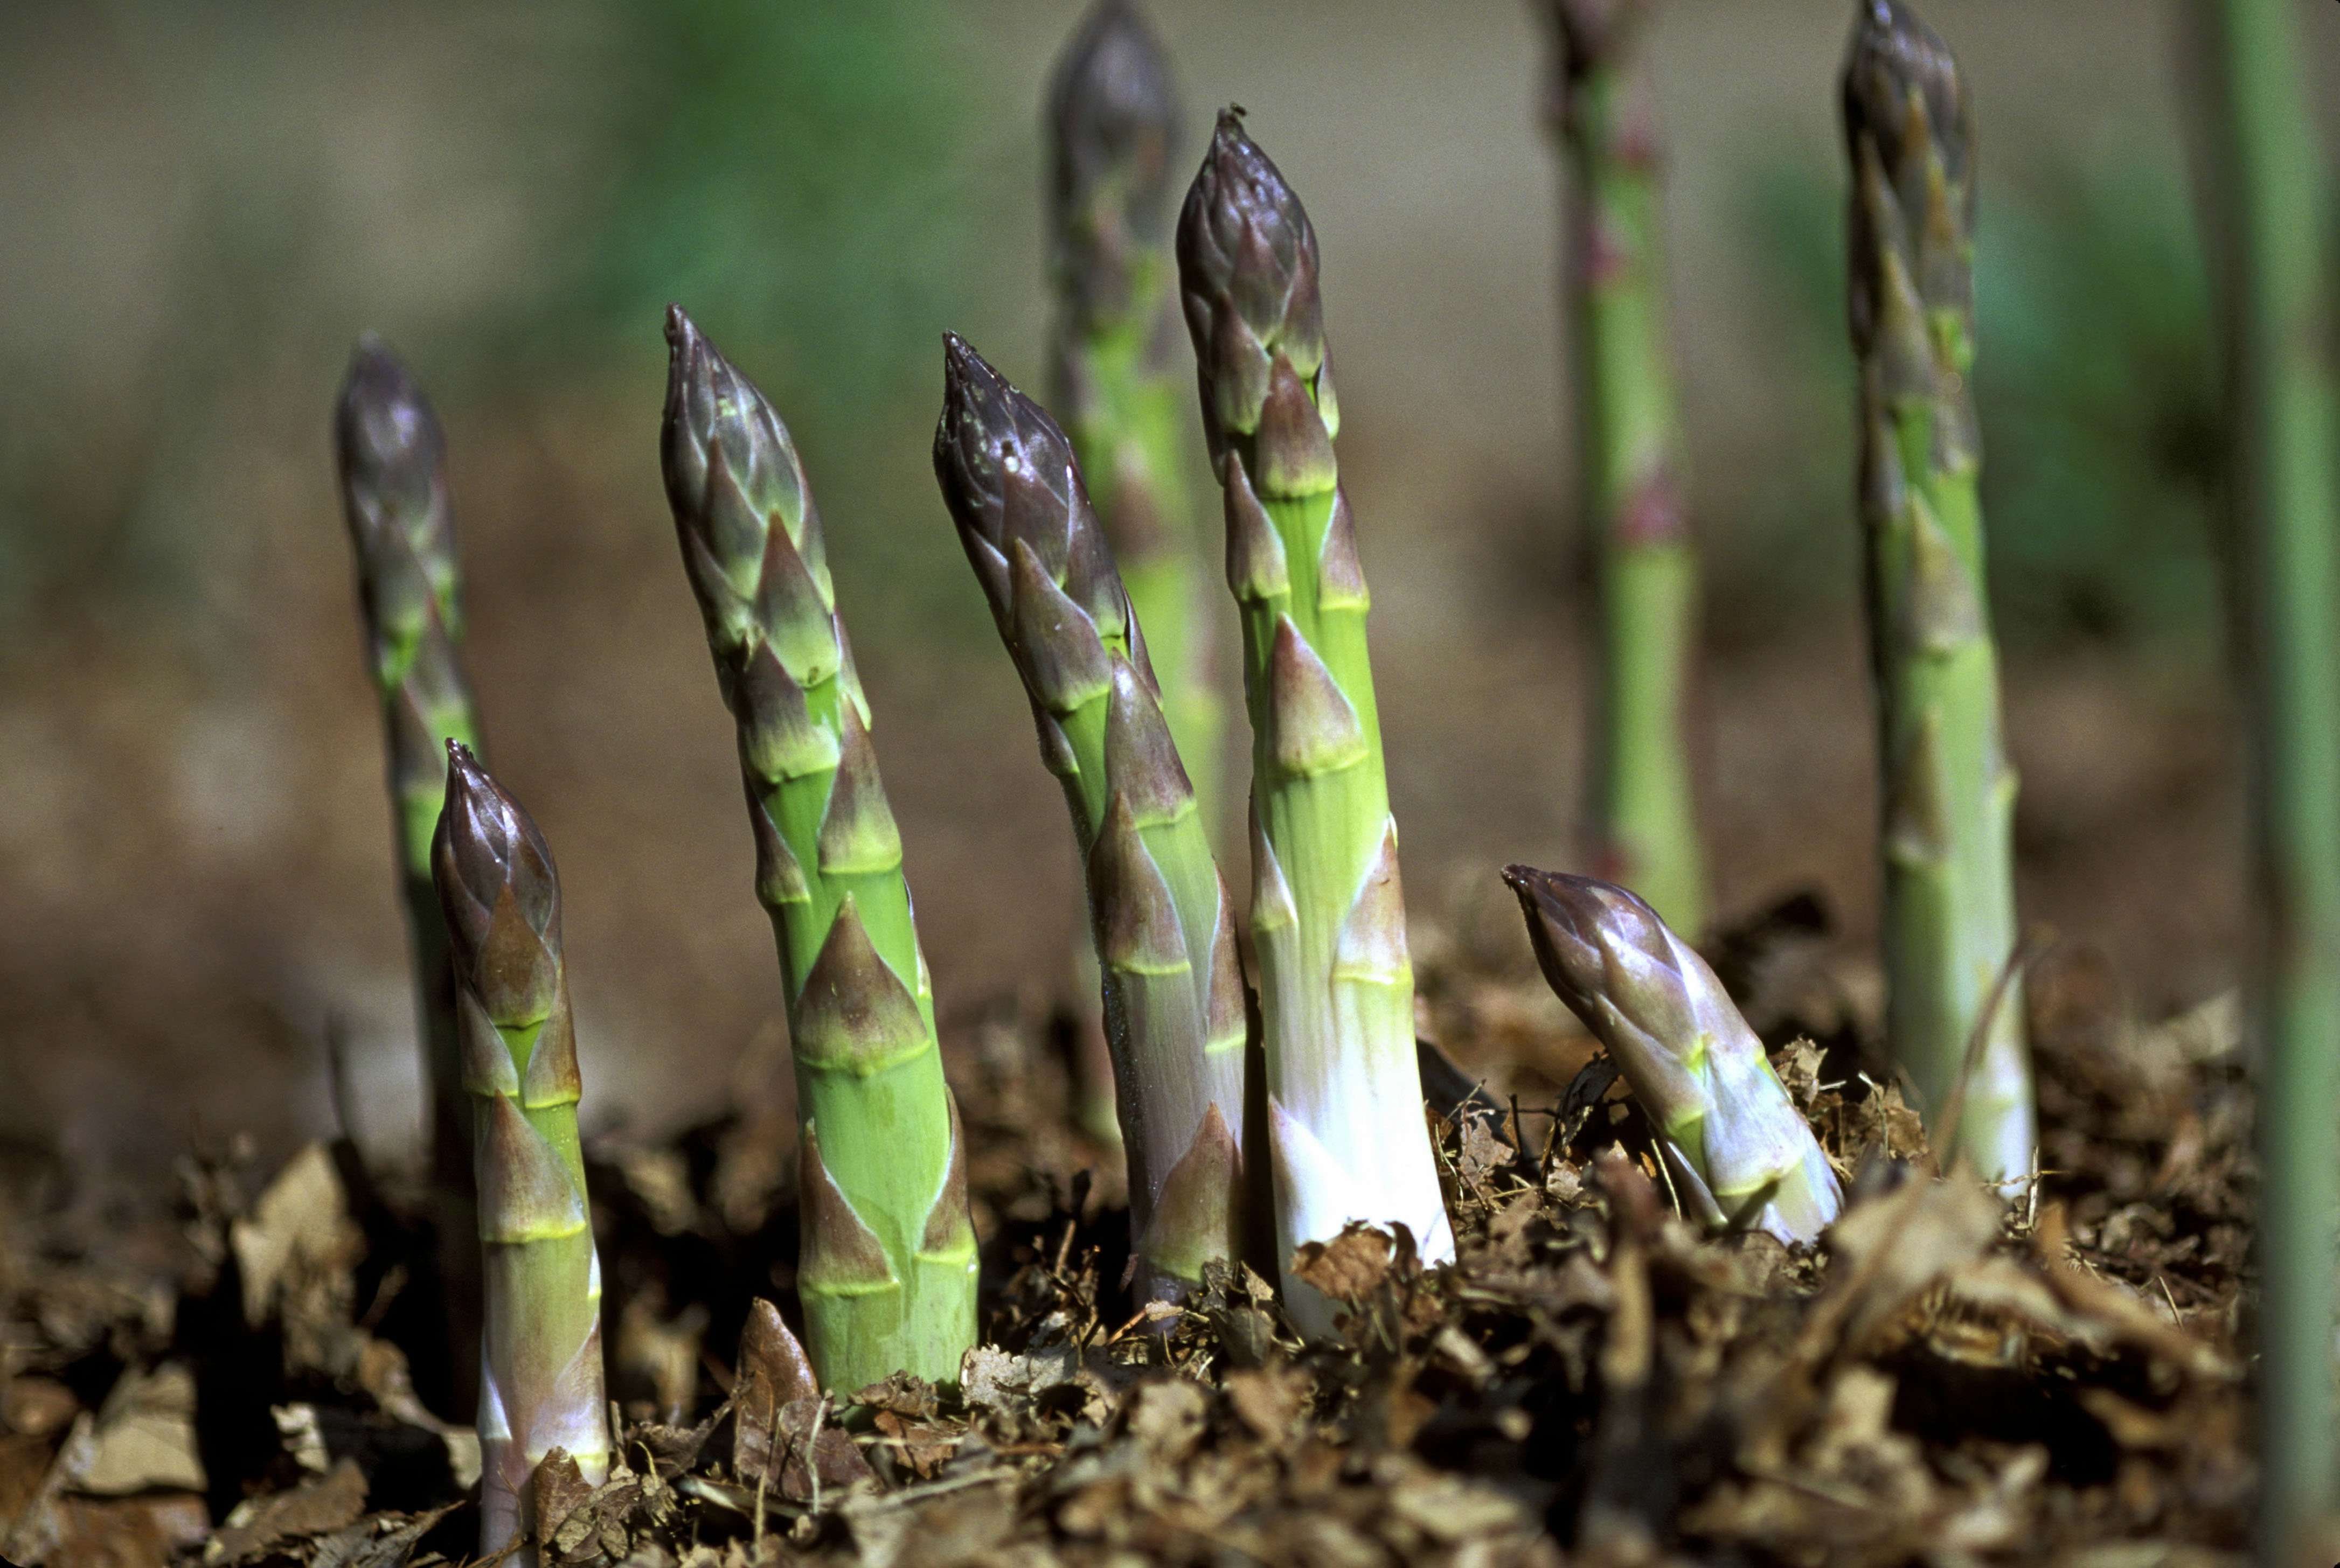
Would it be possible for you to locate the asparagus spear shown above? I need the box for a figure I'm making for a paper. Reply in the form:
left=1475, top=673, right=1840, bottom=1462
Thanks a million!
left=334, top=337, right=483, bottom=1410
left=1841, top=0, right=2033, bottom=1180
left=661, top=309, right=976, bottom=1392
left=432, top=743, right=607, bottom=1564
left=2192, top=0, right=2340, bottom=1553
left=1540, top=0, right=1706, bottom=936
left=1047, top=0, right=1217, bottom=826
left=934, top=335, right=1248, bottom=1301
left=1505, top=866, right=1841, bottom=1243
left=1176, top=113, right=1453, bottom=1328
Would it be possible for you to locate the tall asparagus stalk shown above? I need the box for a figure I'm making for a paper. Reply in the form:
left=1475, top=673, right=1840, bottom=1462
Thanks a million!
left=1841, top=0, right=2033, bottom=1180
left=1541, top=0, right=1706, bottom=936
left=432, top=744, right=607, bottom=1565
left=1505, top=866, right=1840, bottom=1244
left=661, top=310, right=977, bottom=1392
left=934, top=336, right=1248, bottom=1302
left=1047, top=0, right=1216, bottom=1153
left=1176, top=114, right=1453, bottom=1328
left=334, top=337, right=483, bottom=1409
left=2192, top=0, right=2340, bottom=1556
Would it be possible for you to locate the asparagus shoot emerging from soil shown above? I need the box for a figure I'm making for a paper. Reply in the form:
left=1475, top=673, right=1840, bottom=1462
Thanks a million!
left=1505, top=866, right=1842, bottom=1243
left=2193, top=0, right=2340, bottom=1553
left=661, top=309, right=977, bottom=1392
left=1841, top=0, right=2033, bottom=1181
left=1176, top=112, right=1454, bottom=1326
left=1541, top=0, right=1707, bottom=936
left=334, top=336, right=483, bottom=1409
left=934, top=335, right=1249, bottom=1301
left=432, top=743, right=607, bottom=1563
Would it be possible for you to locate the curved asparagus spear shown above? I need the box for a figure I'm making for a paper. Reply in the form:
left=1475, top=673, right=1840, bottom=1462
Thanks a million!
left=2192, top=0, right=2340, bottom=1551
left=661, top=309, right=976, bottom=1392
left=1505, top=866, right=1841, bottom=1243
left=334, top=337, right=483, bottom=1410
left=1541, top=0, right=1706, bottom=935
left=1047, top=0, right=1217, bottom=826
left=1176, top=113, right=1453, bottom=1327
left=934, top=336, right=1248, bottom=1301
left=1841, top=0, right=2032, bottom=1180
left=432, top=744, right=607, bottom=1564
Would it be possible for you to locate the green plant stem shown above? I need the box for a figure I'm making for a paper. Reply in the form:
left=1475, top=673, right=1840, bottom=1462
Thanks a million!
left=935, top=337, right=1249, bottom=1302
left=662, top=310, right=975, bottom=1394
left=433, top=744, right=607, bottom=1566
left=2195, top=0, right=2340, bottom=1557
left=334, top=337, right=483, bottom=1416
left=1544, top=0, right=1705, bottom=936
left=1841, top=0, right=2033, bottom=1181
left=1177, top=113, right=1453, bottom=1333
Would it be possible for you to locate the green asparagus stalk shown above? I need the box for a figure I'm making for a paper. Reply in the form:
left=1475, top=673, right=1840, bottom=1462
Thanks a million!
left=1505, top=866, right=1841, bottom=1243
left=1841, top=0, right=2033, bottom=1181
left=2192, top=0, right=2340, bottom=1556
left=432, top=743, right=607, bottom=1564
left=1542, top=0, right=1706, bottom=936
left=1047, top=0, right=1217, bottom=1153
left=661, top=309, right=976, bottom=1392
left=1176, top=113, right=1453, bottom=1329
left=334, top=336, right=483, bottom=1411
left=934, top=335, right=1248, bottom=1301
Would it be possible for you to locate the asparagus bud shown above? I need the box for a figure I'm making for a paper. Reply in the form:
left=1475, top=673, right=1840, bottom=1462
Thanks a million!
left=1176, top=113, right=1453, bottom=1330
left=1841, top=0, right=2033, bottom=1180
left=662, top=310, right=976, bottom=1392
left=934, top=336, right=1248, bottom=1302
left=1539, top=0, right=1707, bottom=936
left=1504, top=866, right=1841, bottom=1244
left=334, top=336, right=483, bottom=1409
left=432, top=744, right=607, bottom=1564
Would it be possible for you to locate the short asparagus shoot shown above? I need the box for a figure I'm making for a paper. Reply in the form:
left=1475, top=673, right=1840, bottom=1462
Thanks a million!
left=1506, top=866, right=1841, bottom=1244
left=1841, top=0, right=2035, bottom=1180
left=1176, top=112, right=1454, bottom=1327
left=934, top=336, right=1249, bottom=1302
left=1541, top=0, right=1707, bottom=936
left=432, top=743, right=608, bottom=1564
left=661, top=310, right=977, bottom=1392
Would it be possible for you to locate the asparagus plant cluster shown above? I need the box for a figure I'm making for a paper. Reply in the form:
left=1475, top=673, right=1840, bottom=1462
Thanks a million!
left=934, top=336, right=1248, bottom=1302
left=432, top=744, right=608, bottom=1564
left=1841, top=0, right=2033, bottom=1181
left=1175, top=113, right=1455, bottom=1318
left=661, top=309, right=978, bottom=1393
left=1506, top=866, right=1840, bottom=1243
left=1540, top=0, right=1706, bottom=937
left=2192, top=0, right=2340, bottom=1554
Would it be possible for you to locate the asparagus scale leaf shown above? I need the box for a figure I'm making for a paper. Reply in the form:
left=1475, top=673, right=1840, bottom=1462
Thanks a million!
left=334, top=336, right=483, bottom=1411
left=1841, top=0, right=2033, bottom=1180
left=1542, top=0, right=1707, bottom=936
left=1505, top=865, right=1842, bottom=1244
left=432, top=744, right=607, bottom=1565
left=661, top=309, right=977, bottom=1392
left=934, top=336, right=1249, bottom=1302
left=1176, top=112, right=1454, bottom=1328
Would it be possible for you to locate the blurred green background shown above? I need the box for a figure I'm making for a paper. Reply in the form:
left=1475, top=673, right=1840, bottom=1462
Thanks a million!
left=0, top=0, right=2326, bottom=1192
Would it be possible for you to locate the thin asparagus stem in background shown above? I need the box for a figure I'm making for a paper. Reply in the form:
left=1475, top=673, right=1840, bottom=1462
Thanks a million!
left=1504, top=866, right=1841, bottom=1243
left=1176, top=111, right=1453, bottom=1330
left=1841, top=0, right=2033, bottom=1181
left=334, top=336, right=483, bottom=1413
left=1046, top=0, right=1218, bottom=1153
left=661, top=309, right=976, bottom=1393
left=2193, top=0, right=2340, bottom=1557
left=1541, top=0, right=1707, bottom=937
left=433, top=743, right=607, bottom=1565
left=934, top=335, right=1250, bottom=1302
